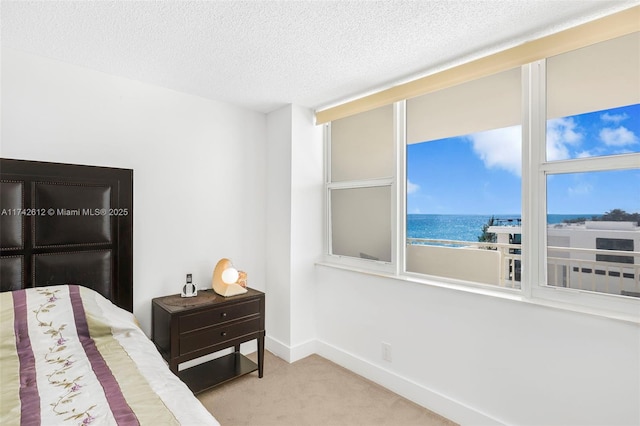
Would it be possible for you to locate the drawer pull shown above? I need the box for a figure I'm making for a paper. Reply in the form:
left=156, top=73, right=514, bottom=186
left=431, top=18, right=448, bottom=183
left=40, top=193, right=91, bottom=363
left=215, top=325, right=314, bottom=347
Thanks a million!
left=221, top=331, right=227, bottom=337
left=221, top=312, right=227, bottom=318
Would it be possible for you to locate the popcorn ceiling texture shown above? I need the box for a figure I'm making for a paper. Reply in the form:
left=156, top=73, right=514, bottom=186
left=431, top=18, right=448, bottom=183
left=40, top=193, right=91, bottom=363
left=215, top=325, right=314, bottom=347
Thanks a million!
left=1, top=1, right=636, bottom=113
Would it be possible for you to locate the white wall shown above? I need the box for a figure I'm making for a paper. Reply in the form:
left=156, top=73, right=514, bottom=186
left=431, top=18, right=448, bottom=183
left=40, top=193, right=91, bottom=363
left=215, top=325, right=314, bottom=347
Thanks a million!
left=265, top=106, right=293, bottom=351
left=315, top=265, right=640, bottom=426
left=289, top=105, right=323, bottom=358
left=1, top=48, right=268, bottom=335
left=265, top=104, right=323, bottom=361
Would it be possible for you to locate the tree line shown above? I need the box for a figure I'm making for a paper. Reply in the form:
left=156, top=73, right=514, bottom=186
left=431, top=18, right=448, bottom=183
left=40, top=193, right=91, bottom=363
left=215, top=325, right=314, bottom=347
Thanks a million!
left=562, top=209, right=640, bottom=224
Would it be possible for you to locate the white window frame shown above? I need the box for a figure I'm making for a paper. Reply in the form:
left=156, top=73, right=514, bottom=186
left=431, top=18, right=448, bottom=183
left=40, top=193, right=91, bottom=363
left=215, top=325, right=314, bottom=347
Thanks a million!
left=322, top=103, right=402, bottom=273
left=399, top=93, right=524, bottom=294
left=524, top=59, right=640, bottom=318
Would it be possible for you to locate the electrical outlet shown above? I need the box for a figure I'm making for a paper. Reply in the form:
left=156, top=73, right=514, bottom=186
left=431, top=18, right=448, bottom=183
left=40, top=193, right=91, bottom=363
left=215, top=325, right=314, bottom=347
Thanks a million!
left=382, top=342, right=392, bottom=362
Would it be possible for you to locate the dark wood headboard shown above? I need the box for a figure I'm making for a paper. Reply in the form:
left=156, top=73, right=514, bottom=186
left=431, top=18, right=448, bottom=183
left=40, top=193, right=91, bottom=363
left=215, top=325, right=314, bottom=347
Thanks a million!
left=0, top=159, right=133, bottom=311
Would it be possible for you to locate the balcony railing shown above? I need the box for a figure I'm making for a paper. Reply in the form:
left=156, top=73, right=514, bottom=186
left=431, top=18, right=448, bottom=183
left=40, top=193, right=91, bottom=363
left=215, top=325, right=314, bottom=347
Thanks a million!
left=493, top=218, right=522, bottom=227
left=547, top=246, right=640, bottom=297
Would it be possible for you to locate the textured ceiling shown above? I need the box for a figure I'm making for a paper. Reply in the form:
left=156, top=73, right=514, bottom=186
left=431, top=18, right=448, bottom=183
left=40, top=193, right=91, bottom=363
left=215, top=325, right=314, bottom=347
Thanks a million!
left=1, top=1, right=637, bottom=114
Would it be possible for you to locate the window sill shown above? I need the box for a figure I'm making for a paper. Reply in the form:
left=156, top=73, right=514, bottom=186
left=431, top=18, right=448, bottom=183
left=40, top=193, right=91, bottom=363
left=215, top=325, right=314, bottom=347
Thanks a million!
left=315, top=261, right=640, bottom=325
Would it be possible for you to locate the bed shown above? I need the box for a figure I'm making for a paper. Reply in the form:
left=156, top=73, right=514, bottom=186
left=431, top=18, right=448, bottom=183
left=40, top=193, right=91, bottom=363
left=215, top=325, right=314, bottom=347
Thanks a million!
left=0, top=159, right=219, bottom=425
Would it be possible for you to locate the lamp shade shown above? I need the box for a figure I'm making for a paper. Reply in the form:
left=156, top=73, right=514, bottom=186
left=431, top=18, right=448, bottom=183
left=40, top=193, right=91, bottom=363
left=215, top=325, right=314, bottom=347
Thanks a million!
left=221, top=267, right=240, bottom=284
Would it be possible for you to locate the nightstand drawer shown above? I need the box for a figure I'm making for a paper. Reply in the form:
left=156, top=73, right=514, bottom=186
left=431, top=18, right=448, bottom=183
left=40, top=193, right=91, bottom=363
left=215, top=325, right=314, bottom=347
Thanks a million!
left=179, top=299, right=260, bottom=333
left=180, top=317, right=261, bottom=355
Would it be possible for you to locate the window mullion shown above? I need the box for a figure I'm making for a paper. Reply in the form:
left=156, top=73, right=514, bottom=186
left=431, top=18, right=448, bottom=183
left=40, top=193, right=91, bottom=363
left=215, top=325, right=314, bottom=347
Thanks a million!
left=324, top=123, right=332, bottom=258
left=533, top=60, right=549, bottom=299
left=522, top=60, right=547, bottom=299
left=395, top=100, right=406, bottom=276
left=521, top=63, right=532, bottom=297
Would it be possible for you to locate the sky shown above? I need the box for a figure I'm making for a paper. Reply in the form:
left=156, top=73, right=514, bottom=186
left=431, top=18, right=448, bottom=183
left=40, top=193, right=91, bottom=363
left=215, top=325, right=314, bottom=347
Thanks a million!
left=407, top=103, right=640, bottom=216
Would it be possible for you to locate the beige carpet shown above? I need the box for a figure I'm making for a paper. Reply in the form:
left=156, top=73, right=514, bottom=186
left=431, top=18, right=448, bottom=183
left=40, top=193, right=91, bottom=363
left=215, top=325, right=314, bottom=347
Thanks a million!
left=197, top=351, right=457, bottom=426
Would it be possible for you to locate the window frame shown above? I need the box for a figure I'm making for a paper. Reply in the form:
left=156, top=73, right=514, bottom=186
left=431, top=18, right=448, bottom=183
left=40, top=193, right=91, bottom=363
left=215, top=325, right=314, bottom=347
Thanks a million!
left=323, top=103, right=402, bottom=273
left=525, top=59, right=640, bottom=318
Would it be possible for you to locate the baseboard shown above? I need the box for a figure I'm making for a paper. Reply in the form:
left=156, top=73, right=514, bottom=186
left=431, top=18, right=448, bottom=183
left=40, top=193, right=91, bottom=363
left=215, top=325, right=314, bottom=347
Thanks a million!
left=265, top=335, right=291, bottom=361
left=290, top=338, right=317, bottom=362
left=315, top=339, right=504, bottom=426
left=265, top=336, right=317, bottom=363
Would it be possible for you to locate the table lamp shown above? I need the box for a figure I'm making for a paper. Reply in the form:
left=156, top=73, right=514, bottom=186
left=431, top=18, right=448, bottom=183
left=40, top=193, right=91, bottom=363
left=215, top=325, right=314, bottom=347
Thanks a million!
left=212, top=258, right=248, bottom=297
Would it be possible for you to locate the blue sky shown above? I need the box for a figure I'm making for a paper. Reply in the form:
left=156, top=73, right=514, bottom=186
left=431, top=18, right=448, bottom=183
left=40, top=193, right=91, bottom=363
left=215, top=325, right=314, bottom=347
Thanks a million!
left=407, top=103, right=640, bottom=215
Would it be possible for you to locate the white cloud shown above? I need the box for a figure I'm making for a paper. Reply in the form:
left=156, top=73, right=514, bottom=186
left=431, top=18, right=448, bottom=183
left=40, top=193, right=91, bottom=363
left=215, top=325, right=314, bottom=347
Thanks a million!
left=467, top=125, right=521, bottom=176
left=599, top=126, right=638, bottom=147
left=600, top=112, right=629, bottom=124
left=568, top=182, right=593, bottom=196
left=407, top=179, right=420, bottom=194
left=575, top=150, right=593, bottom=158
left=546, top=117, right=583, bottom=161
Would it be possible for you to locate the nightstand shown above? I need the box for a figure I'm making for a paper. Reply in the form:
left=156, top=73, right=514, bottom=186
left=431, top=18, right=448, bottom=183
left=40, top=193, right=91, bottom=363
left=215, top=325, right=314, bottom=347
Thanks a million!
left=151, top=288, right=265, bottom=394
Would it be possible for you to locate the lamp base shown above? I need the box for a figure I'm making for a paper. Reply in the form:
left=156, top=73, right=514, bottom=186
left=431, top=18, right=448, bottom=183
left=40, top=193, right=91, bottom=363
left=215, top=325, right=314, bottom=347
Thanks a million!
left=213, top=282, right=248, bottom=297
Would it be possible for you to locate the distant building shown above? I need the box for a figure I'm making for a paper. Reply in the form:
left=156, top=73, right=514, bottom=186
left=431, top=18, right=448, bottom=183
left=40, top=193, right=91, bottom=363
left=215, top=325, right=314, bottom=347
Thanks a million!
left=489, top=220, right=640, bottom=297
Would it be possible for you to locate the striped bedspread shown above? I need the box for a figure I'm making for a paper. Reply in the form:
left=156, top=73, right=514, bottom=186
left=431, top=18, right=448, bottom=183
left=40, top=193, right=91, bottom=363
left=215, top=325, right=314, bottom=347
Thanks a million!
left=0, top=285, right=219, bottom=426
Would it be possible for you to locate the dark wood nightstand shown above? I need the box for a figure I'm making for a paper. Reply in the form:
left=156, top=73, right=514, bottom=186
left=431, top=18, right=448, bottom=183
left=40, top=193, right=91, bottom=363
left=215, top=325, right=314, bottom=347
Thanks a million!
left=151, top=288, right=265, bottom=394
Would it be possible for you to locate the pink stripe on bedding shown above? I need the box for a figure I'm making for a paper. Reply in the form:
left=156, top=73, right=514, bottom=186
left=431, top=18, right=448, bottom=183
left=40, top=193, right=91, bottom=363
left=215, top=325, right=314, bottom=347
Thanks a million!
left=68, top=286, right=139, bottom=425
left=12, top=290, right=41, bottom=426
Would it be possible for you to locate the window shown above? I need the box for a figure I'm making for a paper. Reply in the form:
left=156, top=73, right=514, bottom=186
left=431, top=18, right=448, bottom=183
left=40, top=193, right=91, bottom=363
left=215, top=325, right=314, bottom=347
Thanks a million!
left=543, top=33, right=640, bottom=301
left=327, top=104, right=395, bottom=265
left=545, top=169, right=640, bottom=297
left=405, top=68, right=522, bottom=288
left=596, top=238, right=634, bottom=264
left=546, top=33, right=639, bottom=160
left=330, top=186, right=391, bottom=262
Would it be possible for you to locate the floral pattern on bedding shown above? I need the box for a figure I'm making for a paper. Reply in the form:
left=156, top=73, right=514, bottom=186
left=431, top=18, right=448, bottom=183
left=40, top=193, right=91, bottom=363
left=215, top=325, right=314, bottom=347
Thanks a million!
left=35, top=288, right=96, bottom=425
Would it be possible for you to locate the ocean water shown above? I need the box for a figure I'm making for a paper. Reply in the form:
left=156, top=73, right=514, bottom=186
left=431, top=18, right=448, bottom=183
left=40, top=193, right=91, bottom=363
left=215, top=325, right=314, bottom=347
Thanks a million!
left=407, top=214, right=595, bottom=242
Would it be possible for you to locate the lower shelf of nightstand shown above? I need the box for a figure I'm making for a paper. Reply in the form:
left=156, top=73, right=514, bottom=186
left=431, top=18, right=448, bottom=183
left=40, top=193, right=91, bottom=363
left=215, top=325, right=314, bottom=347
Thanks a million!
left=178, top=352, right=259, bottom=394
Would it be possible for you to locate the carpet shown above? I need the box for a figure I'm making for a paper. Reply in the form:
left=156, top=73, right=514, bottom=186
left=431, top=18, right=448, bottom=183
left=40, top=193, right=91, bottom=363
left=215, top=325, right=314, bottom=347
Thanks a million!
left=197, top=351, right=457, bottom=426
